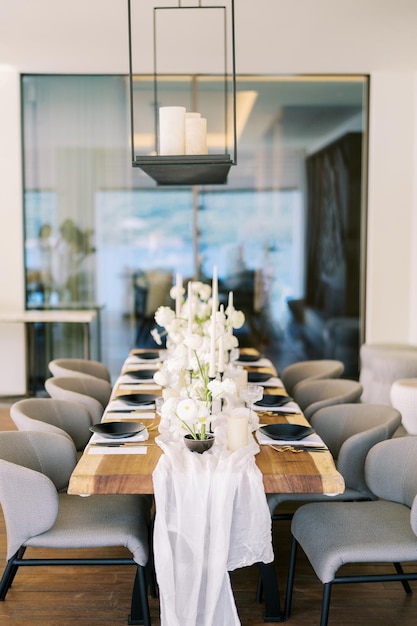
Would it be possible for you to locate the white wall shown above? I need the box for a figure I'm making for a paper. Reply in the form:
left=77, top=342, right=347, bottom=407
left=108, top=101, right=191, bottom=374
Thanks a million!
left=2, top=0, right=417, bottom=393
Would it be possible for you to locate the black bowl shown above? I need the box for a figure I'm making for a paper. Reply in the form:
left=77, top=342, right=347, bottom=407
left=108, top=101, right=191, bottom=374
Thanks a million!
left=254, top=394, right=293, bottom=408
left=132, top=351, right=160, bottom=360
left=126, top=369, right=157, bottom=381
left=116, top=393, right=157, bottom=406
left=90, top=421, right=146, bottom=439
left=247, top=372, right=272, bottom=384
left=237, top=353, right=262, bottom=363
left=259, top=424, right=315, bottom=441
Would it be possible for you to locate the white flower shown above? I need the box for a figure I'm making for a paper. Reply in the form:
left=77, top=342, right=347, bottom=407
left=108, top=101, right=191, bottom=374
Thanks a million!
left=176, top=398, right=198, bottom=423
left=155, top=306, right=176, bottom=328
left=169, top=284, right=185, bottom=301
left=231, top=310, right=245, bottom=329
left=224, top=333, right=239, bottom=351
left=153, top=370, right=170, bottom=387
left=151, top=328, right=163, bottom=345
left=208, top=377, right=237, bottom=399
left=183, top=333, right=203, bottom=351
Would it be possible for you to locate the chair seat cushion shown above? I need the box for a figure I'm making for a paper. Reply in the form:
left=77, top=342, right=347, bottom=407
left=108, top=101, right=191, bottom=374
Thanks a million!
left=291, top=500, right=417, bottom=583
left=26, top=493, right=152, bottom=566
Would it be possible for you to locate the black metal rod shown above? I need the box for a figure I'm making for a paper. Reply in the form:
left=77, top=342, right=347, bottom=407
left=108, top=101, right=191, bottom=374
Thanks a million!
left=127, top=0, right=136, bottom=165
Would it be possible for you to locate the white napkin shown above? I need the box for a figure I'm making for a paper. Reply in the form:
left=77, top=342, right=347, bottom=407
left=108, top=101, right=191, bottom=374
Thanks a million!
left=153, top=426, right=273, bottom=626
left=107, top=399, right=156, bottom=411
left=256, top=429, right=327, bottom=448
left=123, top=355, right=160, bottom=366
left=118, top=382, right=161, bottom=392
left=103, top=409, right=155, bottom=420
left=253, top=401, right=301, bottom=413
left=88, top=446, right=148, bottom=455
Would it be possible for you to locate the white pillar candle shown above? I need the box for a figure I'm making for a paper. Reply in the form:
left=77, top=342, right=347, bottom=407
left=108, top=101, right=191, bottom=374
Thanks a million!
left=227, top=412, right=248, bottom=451
left=185, top=117, right=208, bottom=155
left=175, top=273, right=182, bottom=317
left=159, top=106, right=186, bottom=155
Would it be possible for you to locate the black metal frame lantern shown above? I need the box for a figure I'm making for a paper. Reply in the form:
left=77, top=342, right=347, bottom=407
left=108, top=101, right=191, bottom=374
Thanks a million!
left=127, top=0, right=237, bottom=185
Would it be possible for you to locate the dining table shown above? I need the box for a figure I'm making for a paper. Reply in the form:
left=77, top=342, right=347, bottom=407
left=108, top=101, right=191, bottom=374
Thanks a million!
left=68, top=348, right=345, bottom=624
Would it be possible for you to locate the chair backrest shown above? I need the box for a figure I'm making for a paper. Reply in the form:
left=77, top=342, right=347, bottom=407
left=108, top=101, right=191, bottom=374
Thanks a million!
left=310, top=403, right=402, bottom=496
left=0, top=431, right=78, bottom=560
left=0, top=430, right=77, bottom=491
left=10, top=397, right=93, bottom=450
left=365, top=438, right=417, bottom=534
left=44, top=376, right=110, bottom=424
left=49, top=357, right=111, bottom=382
left=293, top=378, right=363, bottom=420
left=359, top=342, right=417, bottom=404
left=281, top=359, right=344, bottom=396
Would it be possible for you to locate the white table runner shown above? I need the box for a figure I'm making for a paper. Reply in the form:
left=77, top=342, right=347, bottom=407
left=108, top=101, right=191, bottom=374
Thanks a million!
left=152, top=426, right=274, bottom=626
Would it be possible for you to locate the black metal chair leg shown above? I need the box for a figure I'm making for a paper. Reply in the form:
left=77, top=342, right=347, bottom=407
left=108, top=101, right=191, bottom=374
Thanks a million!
left=394, top=562, right=413, bottom=594
left=320, top=583, right=332, bottom=626
left=0, top=547, right=26, bottom=601
left=255, top=571, right=263, bottom=603
left=284, top=537, right=298, bottom=619
left=128, top=566, right=151, bottom=626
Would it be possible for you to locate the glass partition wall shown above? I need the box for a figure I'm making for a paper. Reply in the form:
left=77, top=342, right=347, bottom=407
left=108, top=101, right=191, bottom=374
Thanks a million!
left=22, top=74, right=367, bottom=387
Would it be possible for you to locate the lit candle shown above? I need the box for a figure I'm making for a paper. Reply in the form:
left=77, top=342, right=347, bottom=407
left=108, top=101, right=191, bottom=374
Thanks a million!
left=227, top=412, right=248, bottom=451
left=175, top=273, right=182, bottom=317
left=159, top=106, right=186, bottom=155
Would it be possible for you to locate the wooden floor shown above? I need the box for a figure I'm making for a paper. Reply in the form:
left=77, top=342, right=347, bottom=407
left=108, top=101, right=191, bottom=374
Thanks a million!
left=0, top=404, right=416, bottom=626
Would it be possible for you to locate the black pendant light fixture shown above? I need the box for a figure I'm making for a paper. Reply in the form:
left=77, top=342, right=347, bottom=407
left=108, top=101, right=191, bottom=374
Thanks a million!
left=127, top=0, right=237, bottom=185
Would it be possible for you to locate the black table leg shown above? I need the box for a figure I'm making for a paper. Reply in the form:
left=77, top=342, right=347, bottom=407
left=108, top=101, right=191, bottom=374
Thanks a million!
left=257, top=561, right=285, bottom=622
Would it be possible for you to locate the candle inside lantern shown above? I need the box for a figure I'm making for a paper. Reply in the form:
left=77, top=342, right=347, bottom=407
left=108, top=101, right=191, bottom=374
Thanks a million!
left=185, top=116, right=208, bottom=155
left=159, top=106, right=186, bottom=155
left=227, top=412, right=248, bottom=451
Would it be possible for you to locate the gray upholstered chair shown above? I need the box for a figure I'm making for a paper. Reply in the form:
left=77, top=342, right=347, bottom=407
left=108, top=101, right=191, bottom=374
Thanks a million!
left=293, top=378, right=363, bottom=420
left=267, top=403, right=402, bottom=519
left=44, top=376, right=111, bottom=424
left=0, top=431, right=152, bottom=625
left=48, top=357, right=111, bottom=382
left=285, top=436, right=417, bottom=626
left=280, top=359, right=344, bottom=396
left=10, top=397, right=93, bottom=451
left=359, top=342, right=417, bottom=405
left=256, top=403, right=401, bottom=604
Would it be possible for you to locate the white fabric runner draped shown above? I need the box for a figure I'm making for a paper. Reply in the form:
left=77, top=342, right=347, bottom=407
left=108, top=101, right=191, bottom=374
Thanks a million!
left=153, top=426, right=274, bottom=626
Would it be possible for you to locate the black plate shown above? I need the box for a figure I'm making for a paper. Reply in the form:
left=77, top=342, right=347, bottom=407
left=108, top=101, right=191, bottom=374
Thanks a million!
left=90, top=421, right=146, bottom=439
left=126, top=369, right=157, bottom=381
left=116, top=393, right=157, bottom=406
left=259, top=424, right=315, bottom=441
left=254, top=394, right=293, bottom=408
left=133, top=351, right=160, bottom=360
left=247, top=372, right=272, bottom=384
left=237, top=353, right=261, bottom=363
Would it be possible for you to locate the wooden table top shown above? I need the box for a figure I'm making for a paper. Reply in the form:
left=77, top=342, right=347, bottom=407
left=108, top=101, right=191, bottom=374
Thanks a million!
left=68, top=350, right=345, bottom=497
